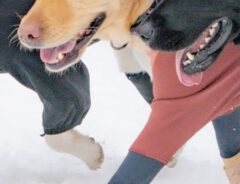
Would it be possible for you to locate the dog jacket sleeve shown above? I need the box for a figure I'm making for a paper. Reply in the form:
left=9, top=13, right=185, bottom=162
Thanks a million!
left=108, top=151, right=164, bottom=184
left=130, top=43, right=240, bottom=164
left=0, top=0, right=91, bottom=134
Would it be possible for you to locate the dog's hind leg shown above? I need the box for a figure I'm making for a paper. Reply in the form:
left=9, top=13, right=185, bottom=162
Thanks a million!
left=44, top=129, right=103, bottom=170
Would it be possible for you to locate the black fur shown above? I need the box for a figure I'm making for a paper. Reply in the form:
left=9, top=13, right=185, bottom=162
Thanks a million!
left=0, top=0, right=91, bottom=134
left=132, top=0, right=240, bottom=73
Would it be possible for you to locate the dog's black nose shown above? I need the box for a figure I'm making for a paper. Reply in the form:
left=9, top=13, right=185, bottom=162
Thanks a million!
left=131, top=22, right=154, bottom=41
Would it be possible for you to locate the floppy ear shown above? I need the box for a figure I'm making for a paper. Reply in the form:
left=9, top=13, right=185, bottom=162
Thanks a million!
left=233, top=34, right=240, bottom=45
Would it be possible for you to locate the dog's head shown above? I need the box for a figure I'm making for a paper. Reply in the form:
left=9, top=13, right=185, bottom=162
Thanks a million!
left=18, top=0, right=108, bottom=73
left=132, top=0, right=240, bottom=85
left=18, top=0, right=110, bottom=72
left=17, top=0, right=153, bottom=73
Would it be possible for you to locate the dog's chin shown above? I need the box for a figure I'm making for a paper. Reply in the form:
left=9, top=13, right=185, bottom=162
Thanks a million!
left=45, top=50, right=84, bottom=73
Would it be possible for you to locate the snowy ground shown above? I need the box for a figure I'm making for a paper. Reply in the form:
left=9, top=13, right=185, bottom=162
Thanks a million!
left=0, top=42, right=228, bottom=184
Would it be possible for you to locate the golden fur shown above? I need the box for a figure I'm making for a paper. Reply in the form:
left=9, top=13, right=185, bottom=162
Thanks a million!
left=20, top=0, right=153, bottom=59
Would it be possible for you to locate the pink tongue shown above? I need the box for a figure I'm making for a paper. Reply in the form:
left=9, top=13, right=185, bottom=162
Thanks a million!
left=40, top=39, right=77, bottom=64
left=176, top=49, right=203, bottom=86
left=40, top=48, right=59, bottom=64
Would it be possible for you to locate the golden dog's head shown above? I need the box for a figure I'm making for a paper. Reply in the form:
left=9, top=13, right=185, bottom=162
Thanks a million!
left=18, top=0, right=152, bottom=72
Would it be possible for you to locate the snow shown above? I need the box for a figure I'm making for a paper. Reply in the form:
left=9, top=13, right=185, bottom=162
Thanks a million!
left=0, top=42, right=228, bottom=184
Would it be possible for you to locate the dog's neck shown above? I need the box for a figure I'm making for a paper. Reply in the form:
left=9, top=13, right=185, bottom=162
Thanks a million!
left=96, top=0, right=153, bottom=45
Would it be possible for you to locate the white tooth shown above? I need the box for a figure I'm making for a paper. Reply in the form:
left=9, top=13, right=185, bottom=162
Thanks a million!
left=183, top=60, right=192, bottom=66
left=205, top=37, right=211, bottom=43
left=209, top=28, right=215, bottom=36
left=212, top=22, right=219, bottom=28
left=58, top=53, right=64, bottom=60
left=186, top=52, right=195, bottom=60
left=200, top=44, right=205, bottom=49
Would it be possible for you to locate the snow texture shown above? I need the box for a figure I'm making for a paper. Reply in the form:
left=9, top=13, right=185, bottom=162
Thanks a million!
left=0, top=42, right=228, bottom=184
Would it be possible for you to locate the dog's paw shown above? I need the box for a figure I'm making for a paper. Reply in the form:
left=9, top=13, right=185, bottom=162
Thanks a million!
left=83, top=137, right=104, bottom=170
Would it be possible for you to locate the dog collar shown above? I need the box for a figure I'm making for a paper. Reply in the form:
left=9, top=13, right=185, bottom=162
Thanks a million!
left=147, top=0, right=164, bottom=15
left=131, top=0, right=164, bottom=31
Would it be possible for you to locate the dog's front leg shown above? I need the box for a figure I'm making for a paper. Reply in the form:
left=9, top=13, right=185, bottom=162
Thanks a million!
left=113, top=47, right=154, bottom=103
left=126, top=72, right=153, bottom=104
left=44, top=129, right=104, bottom=170
left=114, top=47, right=184, bottom=168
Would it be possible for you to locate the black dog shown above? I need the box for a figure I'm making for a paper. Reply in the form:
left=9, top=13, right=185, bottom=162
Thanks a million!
left=132, top=0, right=240, bottom=74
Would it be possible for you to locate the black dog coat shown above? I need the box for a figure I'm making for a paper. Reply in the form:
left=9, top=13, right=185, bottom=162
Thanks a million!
left=0, top=0, right=153, bottom=134
left=0, top=0, right=91, bottom=134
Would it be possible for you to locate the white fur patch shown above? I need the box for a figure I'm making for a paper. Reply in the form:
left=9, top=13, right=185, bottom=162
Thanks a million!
left=113, top=46, right=152, bottom=79
left=132, top=49, right=152, bottom=79
left=45, top=130, right=104, bottom=170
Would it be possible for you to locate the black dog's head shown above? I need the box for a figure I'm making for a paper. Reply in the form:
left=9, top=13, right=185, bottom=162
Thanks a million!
left=131, top=0, right=240, bottom=75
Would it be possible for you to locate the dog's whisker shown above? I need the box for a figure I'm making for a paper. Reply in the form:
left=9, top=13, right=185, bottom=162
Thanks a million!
left=14, top=12, right=23, bottom=20
left=19, top=44, right=26, bottom=51
left=9, top=38, right=18, bottom=45
left=8, top=27, right=18, bottom=39
left=17, top=42, right=22, bottom=50
left=9, top=34, right=19, bottom=46
left=8, top=26, right=20, bottom=47
left=9, top=37, right=18, bottom=46
left=11, top=24, right=20, bottom=28
left=9, top=31, right=18, bottom=40
left=16, top=40, right=27, bottom=51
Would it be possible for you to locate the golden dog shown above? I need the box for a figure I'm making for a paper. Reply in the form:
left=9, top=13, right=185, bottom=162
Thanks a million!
left=18, top=0, right=153, bottom=74
left=17, top=0, right=181, bottom=170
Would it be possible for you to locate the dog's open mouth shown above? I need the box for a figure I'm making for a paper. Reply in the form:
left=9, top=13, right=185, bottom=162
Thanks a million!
left=176, top=17, right=233, bottom=86
left=40, top=13, right=106, bottom=72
